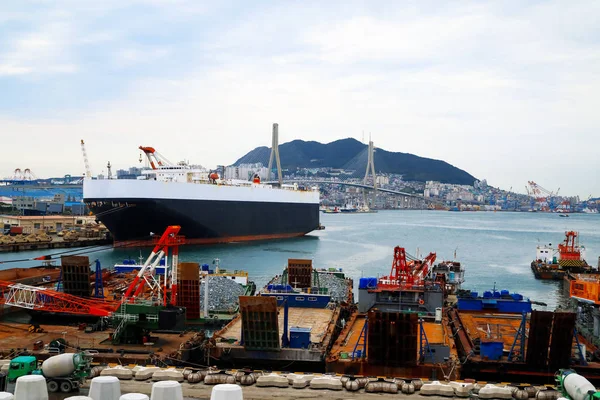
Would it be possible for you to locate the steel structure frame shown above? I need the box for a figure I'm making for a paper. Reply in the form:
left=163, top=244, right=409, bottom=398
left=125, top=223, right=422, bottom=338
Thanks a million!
left=0, top=281, right=119, bottom=317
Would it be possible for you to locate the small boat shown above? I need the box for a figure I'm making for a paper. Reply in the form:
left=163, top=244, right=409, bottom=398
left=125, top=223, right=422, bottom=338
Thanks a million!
left=559, top=214, right=569, bottom=218
left=530, top=231, right=594, bottom=280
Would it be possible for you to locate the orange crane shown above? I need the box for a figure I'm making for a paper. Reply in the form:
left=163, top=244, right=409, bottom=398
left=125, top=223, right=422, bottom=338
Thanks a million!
left=139, top=146, right=173, bottom=170
left=0, top=281, right=119, bottom=317
left=123, top=225, right=185, bottom=305
left=378, top=247, right=437, bottom=289
left=558, top=231, right=582, bottom=260
left=412, top=252, right=437, bottom=285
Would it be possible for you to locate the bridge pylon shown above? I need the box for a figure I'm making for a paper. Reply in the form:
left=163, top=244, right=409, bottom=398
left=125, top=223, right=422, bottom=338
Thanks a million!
left=362, top=140, right=377, bottom=208
left=267, top=123, right=283, bottom=186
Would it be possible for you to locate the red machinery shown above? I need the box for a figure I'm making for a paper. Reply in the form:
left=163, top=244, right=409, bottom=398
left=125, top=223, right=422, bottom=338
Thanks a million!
left=123, top=225, right=185, bottom=305
left=0, top=281, right=119, bottom=317
left=378, top=246, right=437, bottom=289
left=139, top=146, right=173, bottom=170
left=558, top=231, right=582, bottom=261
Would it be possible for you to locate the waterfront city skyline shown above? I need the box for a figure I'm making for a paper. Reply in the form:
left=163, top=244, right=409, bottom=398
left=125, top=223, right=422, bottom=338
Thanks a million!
left=1, top=1, right=599, bottom=197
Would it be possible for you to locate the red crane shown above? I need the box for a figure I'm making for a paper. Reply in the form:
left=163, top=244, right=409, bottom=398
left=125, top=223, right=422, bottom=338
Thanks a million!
left=412, top=252, right=437, bottom=285
left=139, top=146, right=173, bottom=170
left=0, top=281, right=119, bottom=317
left=378, top=246, right=411, bottom=288
left=558, top=231, right=582, bottom=261
left=378, top=247, right=437, bottom=289
left=124, top=225, right=184, bottom=305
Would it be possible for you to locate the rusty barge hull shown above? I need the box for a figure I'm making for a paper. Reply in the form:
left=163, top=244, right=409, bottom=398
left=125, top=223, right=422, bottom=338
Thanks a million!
left=448, top=307, right=600, bottom=385
left=326, top=311, right=459, bottom=379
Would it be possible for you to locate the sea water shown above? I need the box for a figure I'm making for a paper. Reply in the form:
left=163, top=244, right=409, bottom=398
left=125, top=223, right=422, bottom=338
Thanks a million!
left=1, top=210, right=598, bottom=310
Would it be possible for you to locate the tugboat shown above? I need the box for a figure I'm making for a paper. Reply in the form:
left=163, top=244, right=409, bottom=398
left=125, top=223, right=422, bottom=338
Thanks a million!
left=531, top=231, right=594, bottom=280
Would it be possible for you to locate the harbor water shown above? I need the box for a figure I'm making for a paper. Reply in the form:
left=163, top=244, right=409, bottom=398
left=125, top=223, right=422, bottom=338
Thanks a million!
left=1, top=210, right=599, bottom=310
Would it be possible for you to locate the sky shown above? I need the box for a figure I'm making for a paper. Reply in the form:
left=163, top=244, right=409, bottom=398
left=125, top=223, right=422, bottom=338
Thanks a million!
left=1, top=1, right=599, bottom=197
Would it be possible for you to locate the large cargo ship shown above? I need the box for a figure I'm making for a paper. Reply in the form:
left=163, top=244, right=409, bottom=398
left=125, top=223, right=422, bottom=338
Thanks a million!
left=83, top=147, right=321, bottom=245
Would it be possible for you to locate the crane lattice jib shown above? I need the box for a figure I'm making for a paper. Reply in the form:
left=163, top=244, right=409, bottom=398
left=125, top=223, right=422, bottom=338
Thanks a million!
left=391, top=246, right=411, bottom=285
left=80, top=140, right=92, bottom=178
left=0, top=281, right=119, bottom=317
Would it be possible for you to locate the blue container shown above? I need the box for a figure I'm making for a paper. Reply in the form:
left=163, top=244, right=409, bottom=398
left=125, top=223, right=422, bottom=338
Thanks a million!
left=449, top=271, right=455, bottom=281
left=500, top=290, right=509, bottom=296
left=471, top=291, right=478, bottom=298
left=289, top=327, right=311, bottom=349
left=480, top=341, right=503, bottom=360
left=483, top=291, right=492, bottom=298
left=201, top=264, right=210, bottom=271
left=359, top=277, right=378, bottom=289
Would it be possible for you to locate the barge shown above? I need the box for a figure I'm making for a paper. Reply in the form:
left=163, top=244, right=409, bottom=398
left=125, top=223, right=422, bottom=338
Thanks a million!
left=209, top=259, right=353, bottom=371
left=448, top=287, right=600, bottom=384
left=326, top=247, right=463, bottom=379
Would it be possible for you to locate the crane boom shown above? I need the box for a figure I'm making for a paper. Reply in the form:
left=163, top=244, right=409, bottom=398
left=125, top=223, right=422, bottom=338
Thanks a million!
left=80, top=140, right=92, bottom=178
left=124, top=225, right=183, bottom=303
left=139, top=146, right=173, bottom=170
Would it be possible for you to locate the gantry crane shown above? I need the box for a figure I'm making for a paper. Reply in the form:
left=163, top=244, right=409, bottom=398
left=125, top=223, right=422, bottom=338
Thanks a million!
left=527, top=181, right=559, bottom=211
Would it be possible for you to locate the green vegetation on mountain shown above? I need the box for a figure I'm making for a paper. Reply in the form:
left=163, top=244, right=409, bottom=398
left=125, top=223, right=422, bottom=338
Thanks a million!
left=233, top=138, right=475, bottom=185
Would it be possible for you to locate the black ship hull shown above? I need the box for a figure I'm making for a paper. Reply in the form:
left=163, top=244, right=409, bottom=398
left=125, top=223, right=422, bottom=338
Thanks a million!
left=86, top=198, right=320, bottom=244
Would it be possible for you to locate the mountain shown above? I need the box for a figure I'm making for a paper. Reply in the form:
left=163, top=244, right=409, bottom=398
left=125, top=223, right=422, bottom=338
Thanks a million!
left=233, top=138, right=476, bottom=185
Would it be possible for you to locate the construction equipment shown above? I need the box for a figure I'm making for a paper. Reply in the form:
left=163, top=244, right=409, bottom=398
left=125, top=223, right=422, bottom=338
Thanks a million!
left=123, top=225, right=184, bottom=305
left=139, top=146, right=173, bottom=170
left=378, top=247, right=437, bottom=288
left=28, top=324, right=45, bottom=333
left=7, top=352, right=92, bottom=393
left=527, top=181, right=559, bottom=211
left=0, top=280, right=119, bottom=316
left=556, top=369, right=600, bottom=400
left=80, top=140, right=92, bottom=179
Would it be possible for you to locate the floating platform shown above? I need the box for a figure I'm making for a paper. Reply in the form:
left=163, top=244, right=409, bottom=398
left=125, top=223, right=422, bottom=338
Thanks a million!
left=211, top=297, right=344, bottom=369
left=326, top=311, right=459, bottom=379
left=448, top=308, right=600, bottom=384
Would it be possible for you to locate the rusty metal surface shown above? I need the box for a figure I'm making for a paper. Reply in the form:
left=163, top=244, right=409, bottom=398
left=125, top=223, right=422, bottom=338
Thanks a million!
left=61, top=255, right=91, bottom=297
left=287, top=259, right=312, bottom=288
left=448, top=308, right=474, bottom=358
left=549, top=312, right=576, bottom=368
left=178, top=262, right=200, bottom=281
left=177, top=279, right=200, bottom=319
left=526, top=310, right=553, bottom=367
left=367, top=310, right=417, bottom=366
left=239, top=296, right=280, bottom=351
